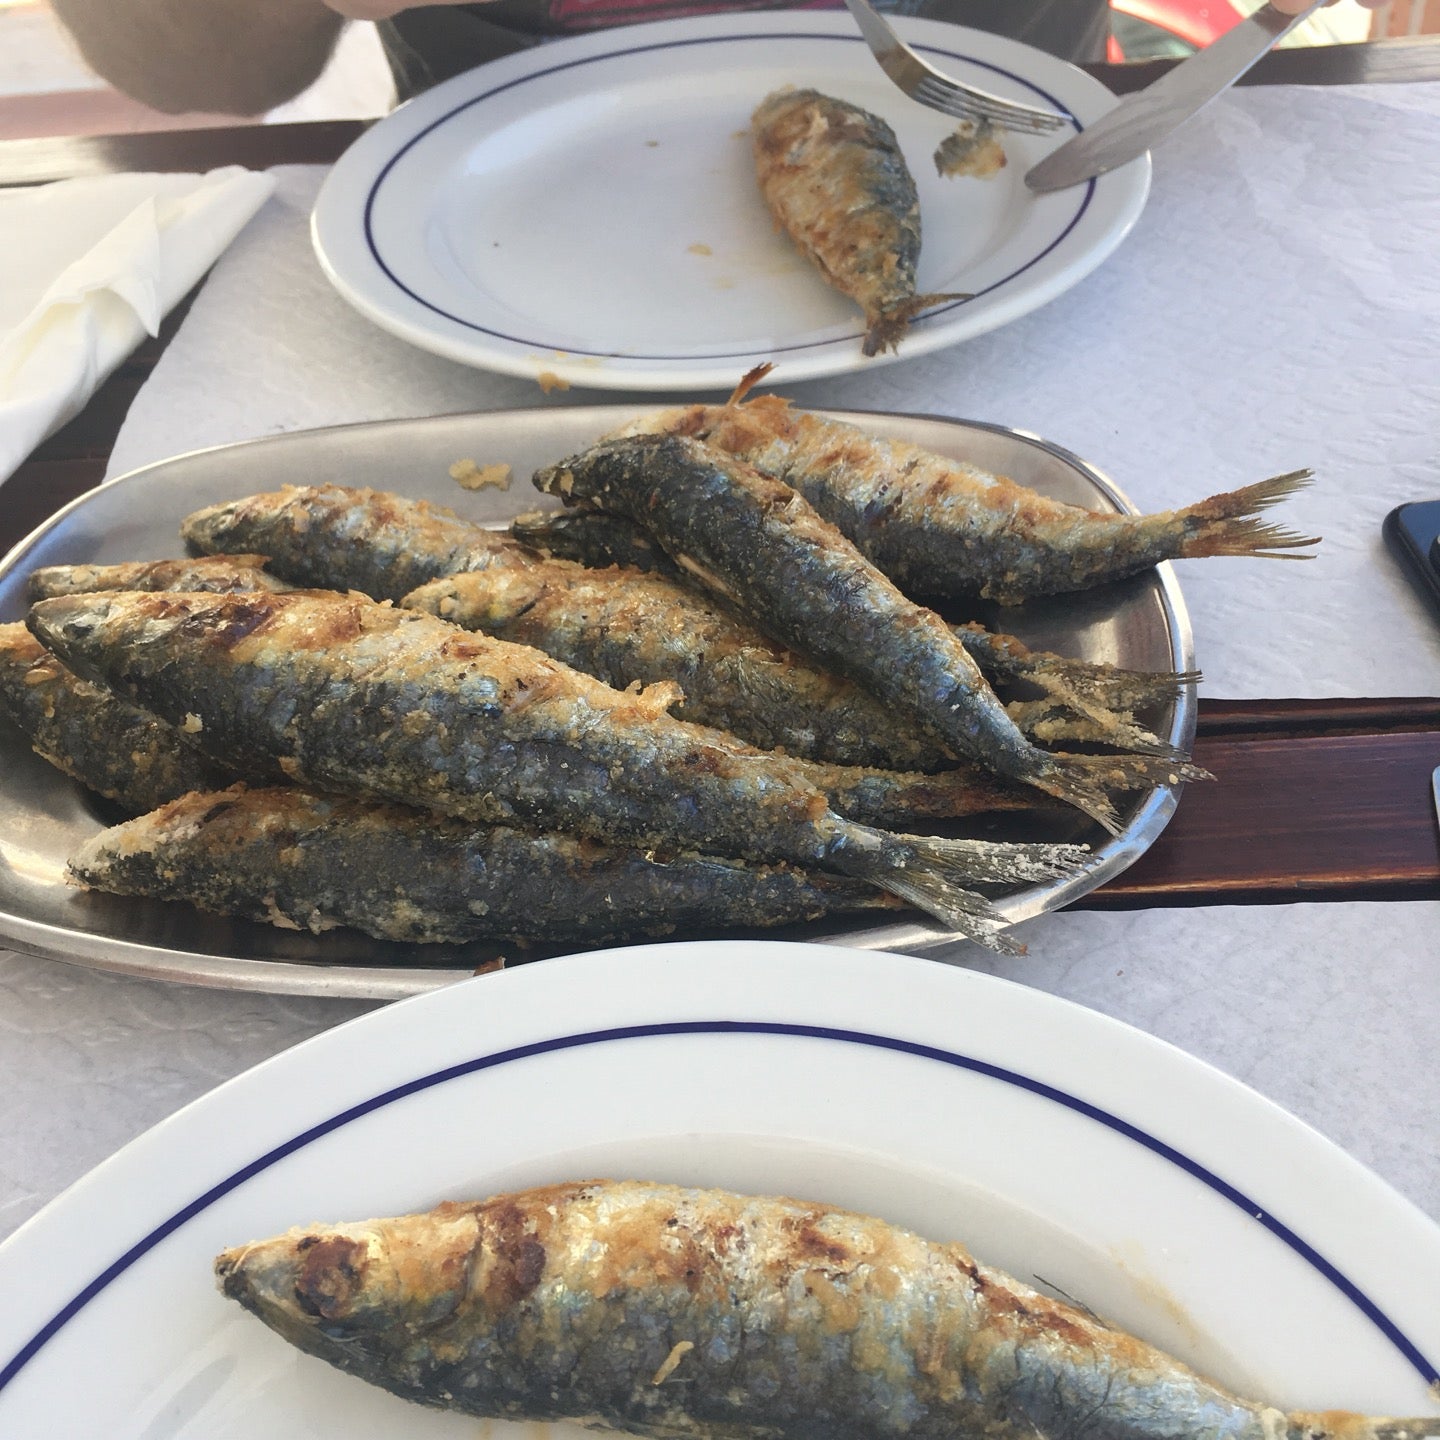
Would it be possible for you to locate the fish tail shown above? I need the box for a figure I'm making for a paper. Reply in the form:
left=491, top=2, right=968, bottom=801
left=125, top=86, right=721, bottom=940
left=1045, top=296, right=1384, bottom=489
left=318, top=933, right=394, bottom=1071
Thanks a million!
left=1177, top=469, right=1320, bottom=559
left=1010, top=701, right=1191, bottom=762
left=862, top=292, right=971, bottom=357
left=1029, top=752, right=1213, bottom=835
left=842, top=832, right=1090, bottom=952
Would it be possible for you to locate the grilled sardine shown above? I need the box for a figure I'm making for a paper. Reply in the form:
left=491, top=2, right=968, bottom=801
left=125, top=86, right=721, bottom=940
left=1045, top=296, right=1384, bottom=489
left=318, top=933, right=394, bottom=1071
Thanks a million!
left=71, top=785, right=901, bottom=944
left=29, top=589, right=1089, bottom=949
left=752, top=88, right=962, bottom=356
left=26, top=554, right=290, bottom=601
left=216, top=1179, right=1440, bottom=1440
left=533, top=436, right=1206, bottom=833
left=182, top=484, right=516, bottom=601
left=0, top=621, right=239, bottom=813
left=511, top=506, right=1192, bottom=759
left=618, top=378, right=1319, bottom=604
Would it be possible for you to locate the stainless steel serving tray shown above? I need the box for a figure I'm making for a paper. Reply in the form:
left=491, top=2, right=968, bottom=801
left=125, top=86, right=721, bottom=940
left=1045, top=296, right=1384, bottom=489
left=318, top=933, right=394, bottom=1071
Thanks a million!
left=0, top=407, right=1196, bottom=997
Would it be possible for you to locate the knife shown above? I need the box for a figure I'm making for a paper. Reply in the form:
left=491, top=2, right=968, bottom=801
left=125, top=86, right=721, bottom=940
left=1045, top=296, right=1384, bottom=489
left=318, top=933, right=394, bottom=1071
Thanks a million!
left=1433, top=764, right=1440, bottom=834
left=1025, top=1, right=1325, bottom=193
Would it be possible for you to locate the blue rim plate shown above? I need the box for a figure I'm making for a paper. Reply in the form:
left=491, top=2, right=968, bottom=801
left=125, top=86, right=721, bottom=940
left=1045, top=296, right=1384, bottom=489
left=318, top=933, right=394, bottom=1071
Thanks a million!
left=0, top=942, right=1435, bottom=1431
left=312, top=13, right=1150, bottom=391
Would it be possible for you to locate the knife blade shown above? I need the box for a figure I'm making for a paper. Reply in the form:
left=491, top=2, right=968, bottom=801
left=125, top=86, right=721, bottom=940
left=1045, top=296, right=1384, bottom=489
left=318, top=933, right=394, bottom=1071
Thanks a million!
left=1432, top=764, right=1440, bottom=834
left=1025, top=1, right=1325, bottom=193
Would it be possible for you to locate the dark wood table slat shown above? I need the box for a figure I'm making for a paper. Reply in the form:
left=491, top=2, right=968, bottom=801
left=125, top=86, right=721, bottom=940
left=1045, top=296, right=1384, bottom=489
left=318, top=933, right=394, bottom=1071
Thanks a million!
left=1083, top=729, right=1440, bottom=906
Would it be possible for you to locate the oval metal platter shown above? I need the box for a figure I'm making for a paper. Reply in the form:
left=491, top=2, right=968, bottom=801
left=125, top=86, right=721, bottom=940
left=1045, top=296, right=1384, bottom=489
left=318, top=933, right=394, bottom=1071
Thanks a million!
left=0, top=407, right=1195, bottom=998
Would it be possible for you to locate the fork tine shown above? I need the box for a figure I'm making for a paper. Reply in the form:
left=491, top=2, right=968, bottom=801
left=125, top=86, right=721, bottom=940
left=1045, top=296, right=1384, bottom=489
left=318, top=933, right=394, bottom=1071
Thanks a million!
left=911, top=78, right=1066, bottom=134
left=843, top=0, right=1068, bottom=133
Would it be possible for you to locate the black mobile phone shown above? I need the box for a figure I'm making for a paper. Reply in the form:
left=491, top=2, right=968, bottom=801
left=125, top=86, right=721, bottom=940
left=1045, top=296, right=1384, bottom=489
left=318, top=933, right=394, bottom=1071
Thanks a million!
left=1383, top=500, right=1440, bottom=619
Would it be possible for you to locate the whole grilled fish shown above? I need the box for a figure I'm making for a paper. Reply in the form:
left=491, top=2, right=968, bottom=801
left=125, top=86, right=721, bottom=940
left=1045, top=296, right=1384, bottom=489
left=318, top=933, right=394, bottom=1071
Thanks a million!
left=182, top=484, right=517, bottom=601
left=406, top=560, right=965, bottom=775
left=511, top=506, right=1192, bottom=759
left=533, top=436, right=1205, bottom=833
left=29, top=589, right=1087, bottom=948
left=216, top=1179, right=1440, bottom=1440
left=752, top=88, right=962, bottom=356
left=0, top=621, right=240, bottom=813
left=25, top=554, right=290, bottom=601
left=71, top=785, right=901, bottom=944
left=616, top=379, right=1320, bottom=603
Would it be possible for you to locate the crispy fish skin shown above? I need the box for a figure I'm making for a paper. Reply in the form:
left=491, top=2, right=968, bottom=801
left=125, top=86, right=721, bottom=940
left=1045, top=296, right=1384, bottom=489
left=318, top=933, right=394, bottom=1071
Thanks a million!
left=181, top=485, right=516, bottom=601
left=534, top=436, right=1206, bottom=833
left=70, top=785, right=900, bottom=944
left=0, top=621, right=239, bottom=813
left=619, top=388, right=1319, bottom=604
left=404, top=558, right=965, bottom=775
left=25, top=554, right=291, bottom=602
left=752, top=89, right=960, bottom=357
left=28, top=589, right=1087, bottom=947
left=216, top=1180, right=1440, bottom=1440
left=511, top=507, right=1190, bottom=759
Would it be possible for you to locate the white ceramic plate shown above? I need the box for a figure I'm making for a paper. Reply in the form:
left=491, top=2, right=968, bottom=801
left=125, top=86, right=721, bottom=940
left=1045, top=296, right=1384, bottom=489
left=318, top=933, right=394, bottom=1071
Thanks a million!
left=0, top=942, right=1435, bottom=1435
left=312, top=13, right=1149, bottom=390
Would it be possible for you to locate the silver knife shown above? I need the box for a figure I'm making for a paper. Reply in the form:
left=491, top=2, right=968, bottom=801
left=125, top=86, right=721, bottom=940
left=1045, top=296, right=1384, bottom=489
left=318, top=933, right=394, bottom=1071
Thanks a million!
left=1025, top=1, right=1325, bottom=193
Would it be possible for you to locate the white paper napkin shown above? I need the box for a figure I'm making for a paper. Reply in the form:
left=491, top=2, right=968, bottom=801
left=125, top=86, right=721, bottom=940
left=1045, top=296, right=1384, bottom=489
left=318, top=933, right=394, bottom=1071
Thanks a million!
left=0, top=166, right=277, bottom=485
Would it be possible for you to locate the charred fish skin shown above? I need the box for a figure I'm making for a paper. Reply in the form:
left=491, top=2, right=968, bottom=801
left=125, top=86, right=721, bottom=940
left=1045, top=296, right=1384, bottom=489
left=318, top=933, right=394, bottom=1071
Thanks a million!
left=70, top=785, right=900, bottom=944
left=403, top=559, right=963, bottom=775
left=181, top=485, right=516, bottom=601
left=25, top=554, right=291, bottom=601
left=216, top=1180, right=1440, bottom=1440
left=512, top=506, right=1189, bottom=756
left=28, top=589, right=1086, bottom=947
left=624, top=390, right=1318, bottom=604
left=534, top=436, right=1205, bottom=833
left=0, top=621, right=239, bottom=813
left=752, top=89, right=961, bottom=357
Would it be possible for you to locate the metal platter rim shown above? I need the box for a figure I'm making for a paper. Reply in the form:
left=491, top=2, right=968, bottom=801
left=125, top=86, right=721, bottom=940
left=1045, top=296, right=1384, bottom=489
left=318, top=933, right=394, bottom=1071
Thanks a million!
left=0, top=407, right=1196, bottom=996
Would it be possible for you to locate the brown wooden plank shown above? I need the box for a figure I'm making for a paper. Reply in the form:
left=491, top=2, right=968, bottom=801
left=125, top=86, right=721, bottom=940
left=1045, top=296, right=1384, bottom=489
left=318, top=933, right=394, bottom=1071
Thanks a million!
left=1197, top=696, right=1440, bottom=737
left=0, top=119, right=368, bottom=188
left=1091, top=34, right=1440, bottom=92
left=1081, top=729, right=1440, bottom=907
left=0, top=459, right=106, bottom=560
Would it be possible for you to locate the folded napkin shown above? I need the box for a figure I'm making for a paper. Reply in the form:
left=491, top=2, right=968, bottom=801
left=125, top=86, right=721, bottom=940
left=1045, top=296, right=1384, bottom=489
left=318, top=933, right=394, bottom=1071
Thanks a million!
left=0, top=166, right=276, bottom=486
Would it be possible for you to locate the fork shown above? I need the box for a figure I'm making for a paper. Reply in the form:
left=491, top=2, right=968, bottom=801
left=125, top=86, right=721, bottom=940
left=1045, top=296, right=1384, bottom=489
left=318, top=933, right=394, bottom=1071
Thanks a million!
left=841, top=0, right=1069, bottom=135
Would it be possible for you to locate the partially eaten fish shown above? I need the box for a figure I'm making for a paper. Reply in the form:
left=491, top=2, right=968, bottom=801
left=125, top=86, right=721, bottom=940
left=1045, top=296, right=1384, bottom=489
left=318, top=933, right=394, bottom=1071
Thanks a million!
left=752, top=87, right=964, bottom=355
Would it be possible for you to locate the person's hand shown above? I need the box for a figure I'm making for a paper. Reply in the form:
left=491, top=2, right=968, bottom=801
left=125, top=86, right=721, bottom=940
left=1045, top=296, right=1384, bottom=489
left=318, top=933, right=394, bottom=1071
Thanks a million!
left=1269, top=0, right=1387, bottom=12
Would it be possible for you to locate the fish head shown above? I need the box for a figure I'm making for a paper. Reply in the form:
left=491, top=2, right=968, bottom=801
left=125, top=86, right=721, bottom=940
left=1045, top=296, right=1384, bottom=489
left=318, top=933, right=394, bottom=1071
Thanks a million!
left=215, top=1205, right=483, bottom=1355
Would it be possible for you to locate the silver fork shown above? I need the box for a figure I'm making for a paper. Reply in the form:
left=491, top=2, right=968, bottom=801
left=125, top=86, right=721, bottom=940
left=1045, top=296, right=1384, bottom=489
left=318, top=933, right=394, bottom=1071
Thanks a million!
left=841, top=0, right=1068, bottom=135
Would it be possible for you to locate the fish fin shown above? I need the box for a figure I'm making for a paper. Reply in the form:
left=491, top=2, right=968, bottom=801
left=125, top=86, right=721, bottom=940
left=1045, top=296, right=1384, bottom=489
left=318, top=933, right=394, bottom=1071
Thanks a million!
left=1031, top=753, right=1213, bottom=836
left=855, top=833, right=1090, bottom=952
left=727, top=364, right=775, bottom=407
left=861, top=293, right=972, bottom=357
left=1009, top=701, right=1191, bottom=762
left=1178, top=470, right=1321, bottom=559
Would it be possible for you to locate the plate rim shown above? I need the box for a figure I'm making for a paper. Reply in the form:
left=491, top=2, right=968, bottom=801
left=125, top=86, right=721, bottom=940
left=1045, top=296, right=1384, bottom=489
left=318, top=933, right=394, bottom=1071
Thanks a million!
left=310, top=11, right=1152, bottom=391
left=0, top=407, right=1195, bottom=997
left=1, top=941, right=1437, bottom=1411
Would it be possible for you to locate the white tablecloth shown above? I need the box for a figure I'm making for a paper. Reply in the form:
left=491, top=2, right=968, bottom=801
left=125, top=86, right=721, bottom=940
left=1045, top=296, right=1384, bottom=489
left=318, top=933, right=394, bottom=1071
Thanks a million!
left=4, top=78, right=1440, bottom=1248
